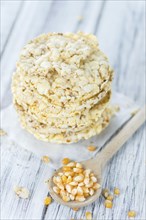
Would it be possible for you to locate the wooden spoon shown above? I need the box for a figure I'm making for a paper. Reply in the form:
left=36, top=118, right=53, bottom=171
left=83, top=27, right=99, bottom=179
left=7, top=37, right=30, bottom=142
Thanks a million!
left=48, top=106, right=146, bottom=208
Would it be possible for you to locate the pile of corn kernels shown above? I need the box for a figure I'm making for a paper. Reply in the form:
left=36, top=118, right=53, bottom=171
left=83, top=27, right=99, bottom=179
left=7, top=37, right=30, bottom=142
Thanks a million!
left=52, top=159, right=101, bottom=202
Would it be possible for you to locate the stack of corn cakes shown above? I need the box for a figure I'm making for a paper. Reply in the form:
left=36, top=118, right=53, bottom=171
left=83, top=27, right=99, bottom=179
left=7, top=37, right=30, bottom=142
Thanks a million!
left=12, top=32, right=116, bottom=144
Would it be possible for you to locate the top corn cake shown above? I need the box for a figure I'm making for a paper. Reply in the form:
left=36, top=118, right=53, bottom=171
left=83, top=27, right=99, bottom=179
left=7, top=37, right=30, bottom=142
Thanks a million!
left=12, top=32, right=113, bottom=114
left=12, top=32, right=114, bottom=143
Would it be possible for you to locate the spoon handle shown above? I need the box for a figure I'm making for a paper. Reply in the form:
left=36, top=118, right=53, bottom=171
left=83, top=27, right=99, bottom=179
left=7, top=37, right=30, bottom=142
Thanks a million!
left=96, top=105, right=146, bottom=170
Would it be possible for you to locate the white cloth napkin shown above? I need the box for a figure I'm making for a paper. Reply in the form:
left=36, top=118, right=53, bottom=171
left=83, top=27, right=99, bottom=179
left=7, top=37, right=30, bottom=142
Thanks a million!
left=1, top=92, right=138, bottom=169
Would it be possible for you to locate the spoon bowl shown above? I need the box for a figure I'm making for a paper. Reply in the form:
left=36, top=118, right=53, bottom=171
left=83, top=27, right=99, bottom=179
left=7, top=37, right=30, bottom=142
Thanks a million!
left=48, top=159, right=102, bottom=208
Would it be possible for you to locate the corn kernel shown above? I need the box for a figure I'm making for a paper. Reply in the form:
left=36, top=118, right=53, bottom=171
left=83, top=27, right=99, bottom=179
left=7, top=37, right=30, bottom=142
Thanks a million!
left=56, top=176, right=62, bottom=183
left=61, top=175, right=67, bottom=183
left=67, top=162, right=76, bottom=167
left=53, top=186, right=60, bottom=194
left=76, top=163, right=82, bottom=168
left=104, top=200, right=113, bottom=208
left=89, top=188, right=94, bottom=196
left=91, top=176, right=97, bottom=183
left=86, top=182, right=93, bottom=188
left=62, top=195, right=70, bottom=202
left=114, top=187, right=120, bottom=195
left=102, top=188, right=109, bottom=198
left=73, top=168, right=83, bottom=173
left=66, top=176, right=72, bottom=183
left=82, top=186, right=89, bottom=193
left=87, top=145, right=96, bottom=151
left=70, top=194, right=75, bottom=201
left=107, top=194, right=114, bottom=201
left=74, top=175, right=84, bottom=182
left=128, top=211, right=136, bottom=218
left=63, top=166, right=72, bottom=172
left=64, top=171, right=74, bottom=176
left=77, top=186, right=83, bottom=195
left=75, top=195, right=85, bottom=202
left=84, top=178, right=90, bottom=185
left=60, top=190, right=66, bottom=197
left=57, top=183, right=64, bottom=190
left=44, top=196, right=52, bottom=206
left=62, top=158, right=70, bottom=165
left=66, top=184, right=72, bottom=193
left=71, top=188, right=77, bottom=195
left=84, top=169, right=91, bottom=177
left=72, top=207, right=79, bottom=211
left=69, top=181, right=78, bottom=186
left=84, top=193, right=90, bottom=198
left=42, top=156, right=50, bottom=163
left=85, top=211, right=92, bottom=220
left=58, top=172, right=63, bottom=176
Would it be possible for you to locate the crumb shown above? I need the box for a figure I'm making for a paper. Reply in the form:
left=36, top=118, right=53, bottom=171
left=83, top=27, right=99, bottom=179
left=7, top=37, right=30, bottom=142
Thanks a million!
left=0, top=129, right=7, bottom=136
left=13, top=186, right=29, bottom=199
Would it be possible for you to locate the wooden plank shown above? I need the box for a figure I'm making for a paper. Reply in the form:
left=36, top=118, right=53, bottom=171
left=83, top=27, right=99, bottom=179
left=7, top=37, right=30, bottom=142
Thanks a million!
left=1, top=1, right=23, bottom=54
left=95, top=1, right=145, bottom=104
left=1, top=137, right=54, bottom=220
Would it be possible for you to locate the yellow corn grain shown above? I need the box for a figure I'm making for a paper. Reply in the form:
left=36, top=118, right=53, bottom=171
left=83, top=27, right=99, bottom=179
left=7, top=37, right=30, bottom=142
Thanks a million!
left=128, top=211, right=136, bottom=218
left=104, top=200, right=113, bottom=208
left=44, top=196, right=52, bottom=206
left=114, top=187, right=120, bottom=195
left=85, top=211, right=92, bottom=220
left=87, top=145, right=96, bottom=151
left=62, top=158, right=70, bottom=165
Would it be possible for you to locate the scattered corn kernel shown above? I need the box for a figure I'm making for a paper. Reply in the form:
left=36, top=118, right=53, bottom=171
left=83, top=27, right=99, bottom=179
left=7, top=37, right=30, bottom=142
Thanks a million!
left=87, top=145, right=96, bottom=151
left=44, top=196, right=52, bottom=206
left=62, top=158, right=70, bottom=165
left=106, top=194, right=114, bottom=201
left=102, top=188, right=109, bottom=198
left=114, top=187, right=120, bottom=195
left=85, top=211, right=92, bottom=220
left=42, top=156, right=50, bottom=163
left=128, top=210, right=136, bottom=218
left=104, top=200, right=113, bottom=208
left=72, top=207, right=79, bottom=211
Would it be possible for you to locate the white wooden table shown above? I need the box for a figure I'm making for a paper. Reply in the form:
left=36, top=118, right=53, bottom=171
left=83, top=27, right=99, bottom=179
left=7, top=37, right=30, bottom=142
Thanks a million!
left=1, top=1, right=145, bottom=219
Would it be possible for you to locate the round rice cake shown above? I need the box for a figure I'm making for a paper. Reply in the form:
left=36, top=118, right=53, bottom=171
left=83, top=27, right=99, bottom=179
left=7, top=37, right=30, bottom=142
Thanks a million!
left=14, top=91, right=111, bottom=132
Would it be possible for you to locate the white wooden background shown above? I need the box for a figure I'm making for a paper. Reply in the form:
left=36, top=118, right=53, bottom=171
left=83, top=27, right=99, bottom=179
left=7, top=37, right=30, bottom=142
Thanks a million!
left=1, top=1, right=145, bottom=219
